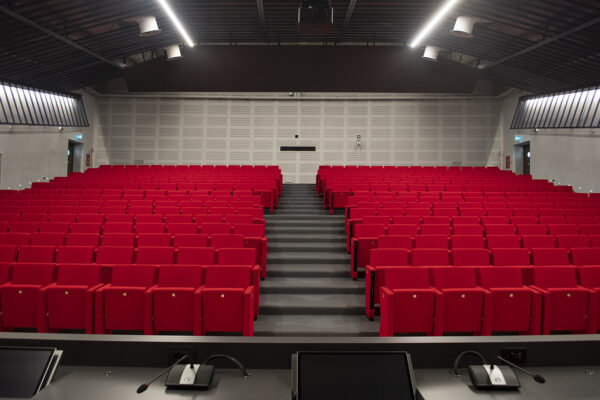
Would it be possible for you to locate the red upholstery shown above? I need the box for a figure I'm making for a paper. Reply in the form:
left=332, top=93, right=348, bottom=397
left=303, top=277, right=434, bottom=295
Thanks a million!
left=167, top=223, right=198, bottom=234
left=56, top=246, right=95, bottom=263
left=17, top=245, right=56, bottom=263
left=31, top=232, right=64, bottom=246
left=517, top=224, right=548, bottom=235
left=414, top=235, right=449, bottom=249
left=577, top=266, right=600, bottom=332
left=65, top=233, right=100, bottom=246
left=532, top=248, right=570, bottom=266
left=556, top=235, right=590, bottom=249
left=136, top=223, right=166, bottom=234
left=485, top=224, right=516, bottom=235
left=136, top=233, right=172, bottom=247
left=487, top=235, right=521, bottom=249
left=0, top=245, right=18, bottom=262
left=451, top=235, right=485, bottom=249
left=96, top=246, right=134, bottom=264
left=211, top=234, right=245, bottom=249
left=177, top=247, right=216, bottom=265
left=136, top=247, right=175, bottom=264
left=102, top=222, right=133, bottom=234
left=70, top=223, right=102, bottom=234
left=377, top=235, right=412, bottom=249
left=365, top=248, right=410, bottom=319
left=491, top=248, right=531, bottom=266
left=101, top=233, right=135, bottom=246
left=200, top=223, right=232, bottom=235
left=452, top=225, right=483, bottom=235
left=548, top=224, right=579, bottom=235
left=39, top=222, right=70, bottom=233
left=350, top=224, right=386, bottom=278
left=173, top=234, right=209, bottom=247
left=379, top=267, right=442, bottom=336
left=522, top=235, right=556, bottom=249
left=452, top=249, right=491, bottom=266
left=570, top=248, right=600, bottom=265
left=0, top=233, right=31, bottom=246
left=411, top=249, right=450, bottom=266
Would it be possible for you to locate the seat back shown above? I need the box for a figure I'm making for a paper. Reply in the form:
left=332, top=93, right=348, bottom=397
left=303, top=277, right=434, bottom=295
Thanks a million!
left=110, top=264, right=155, bottom=287
left=570, top=248, right=600, bottom=265
left=157, top=265, right=203, bottom=287
left=56, top=264, right=101, bottom=286
left=176, top=247, right=216, bottom=265
left=532, top=266, right=578, bottom=288
left=383, top=267, right=430, bottom=289
left=452, top=249, right=490, bottom=266
left=411, top=249, right=450, bottom=266
left=11, top=263, right=55, bottom=285
left=17, top=245, right=56, bottom=263
left=218, top=248, right=256, bottom=265
left=56, top=246, right=95, bottom=263
left=478, top=267, right=524, bottom=288
left=210, top=234, right=245, bottom=249
left=491, top=248, right=530, bottom=266
left=369, top=248, right=409, bottom=266
left=204, top=265, right=252, bottom=288
left=431, top=267, right=478, bottom=289
left=96, top=246, right=134, bottom=264
left=136, top=247, right=175, bottom=264
left=531, top=248, right=570, bottom=266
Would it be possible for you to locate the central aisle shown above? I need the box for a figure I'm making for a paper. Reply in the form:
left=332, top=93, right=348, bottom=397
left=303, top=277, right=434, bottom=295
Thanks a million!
left=254, top=183, right=379, bottom=336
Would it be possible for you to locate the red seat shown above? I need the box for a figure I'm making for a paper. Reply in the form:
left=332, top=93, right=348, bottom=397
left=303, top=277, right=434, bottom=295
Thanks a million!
left=0, top=245, right=18, bottom=262
left=197, top=266, right=254, bottom=336
left=65, top=233, right=100, bottom=246
left=76, top=214, right=105, bottom=224
left=578, top=266, right=600, bottom=332
left=431, top=266, right=491, bottom=335
left=452, top=249, right=491, bottom=266
left=173, top=234, right=209, bottom=247
left=365, top=248, right=410, bottom=319
left=580, top=224, right=600, bottom=235
left=70, top=223, right=102, bottom=234
left=517, top=224, right=547, bottom=235
left=135, top=214, right=164, bottom=224
left=147, top=265, right=204, bottom=334
left=0, top=263, right=55, bottom=330
left=0, top=233, right=31, bottom=246
left=420, top=224, right=451, bottom=235
left=485, top=224, right=516, bottom=235
left=210, top=234, right=245, bottom=249
left=39, top=222, right=70, bottom=233
left=379, top=267, right=442, bottom=336
left=410, top=249, right=450, bottom=266
left=17, top=245, right=56, bottom=263
left=31, top=232, right=65, bottom=246
left=491, top=248, right=531, bottom=266
left=556, top=235, right=589, bottom=249
left=164, top=214, right=194, bottom=224
left=548, top=224, right=579, bottom=235
left=570, top=248, right=600, bottom=265
left=414, top=235, right=449, bottom=249
left=452, top=225, right=483, bottom=235
left=101, top=233, right=135, bottom=247
left=135, top=223, right=166, bottom=234
left=232, top=225, right=267, bottom=278
left=8, top=222, right=39, bottom=233
left=176, top=247, right=216, bottom=265
left=167, top=223, right=198, bottom=234
left=136, top=247, right=175, bottom=264
left=350, top=224, right=386, bottom=279
left=94, top=265, right=156, bottom=334
left=451, top=235, right=485, bottom=249
left=96, top=246, right=134, bottom=264
left=531, top=266, right=595, bottom=334
left=56, top=246, right=95, bottom=263
left=43, top=265, right=103, bottom=333
left=452, top=216, right=480, bottom=225
left=136, top=233, right=172, bottom=247
left=200, top=223, right=232, bottom=235
left=377, top=235, right=412, bottom=249
left=478, top=267, right=541, bottom=334
left=532, top=248, right=570, bottom=266
left=486, top=235, right=521, bottom=249
left=387, top=224, right=419, bottom=236
left=522, top=235, right=556, bottom=249
left=102, top=222, right=133, bottom=234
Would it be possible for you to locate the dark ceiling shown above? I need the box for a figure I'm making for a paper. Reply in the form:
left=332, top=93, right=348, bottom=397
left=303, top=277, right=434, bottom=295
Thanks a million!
left=0, top=0, right=599, bottom=93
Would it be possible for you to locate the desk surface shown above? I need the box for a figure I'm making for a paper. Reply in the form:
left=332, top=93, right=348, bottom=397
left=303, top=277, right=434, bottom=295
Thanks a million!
left=11, top=365, right=599, bottom=400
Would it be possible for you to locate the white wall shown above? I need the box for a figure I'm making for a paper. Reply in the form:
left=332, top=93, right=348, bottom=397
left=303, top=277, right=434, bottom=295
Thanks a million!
left=0, top=89, right=95, bottom=189
left=502, top=93, right=600, bottom=193
left=93, top=94, right=504, bottom=183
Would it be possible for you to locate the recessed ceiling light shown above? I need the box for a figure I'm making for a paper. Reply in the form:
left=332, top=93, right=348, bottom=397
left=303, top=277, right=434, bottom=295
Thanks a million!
left=409, top=0, right=459, bottom=48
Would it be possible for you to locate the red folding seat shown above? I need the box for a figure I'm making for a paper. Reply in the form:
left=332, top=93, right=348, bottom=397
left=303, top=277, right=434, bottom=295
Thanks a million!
left=154, top=206, right=180, bottom=215
left=167, top=223, right=198, bottom=235
left=377, top=235, right=412, bottom=249
left=540, top=216, right=565, bottom=225
left=459, top=208, right=485, bottom=217
left=96, top=246, right=134, bottom=264
left=100, top=232, right=134, bottom=246
left=580, top=224, right=600, bottom=235
left=379, top=267, right=443, bottom=336
left=225, top=215, right=254, bottom=225
left=41, top=265, right=103, bottom=333
left=414, top=235, right=449, bottom=249
left=0, top=245, right=18, bottom=262
left=127, top=206, right=154, bottom=215
left=478, top=267, right=541, bottom=334
left=136, top=247, right=175, bottom=265
left=135, top=223, right=166, bottom=234
left=94, top=265, right=156, bottom=334
left=486, top=208, right=512, bottom=217
left=486, top=235, right=521, bottom=249
left=405, top=208, right=431, bottom=217
left=136, top=233, right=172, bottom=247
left=196, top=215, right=225, bottom=224
left=31, top=232, right=64, bottom=246
left=391, top=216, right=420, bottom=225
left=55, top=246, right=95, bottom=264
left=200, top=223, right=232, bottom=235
left=145, top=265, right=203, bottom=334
left=420, top=224, right=450, bottom=235
left=511, top=216, right=538, bottom=225
left=451, top=235, right=485, bottom=249
left=547, top=224, right=579, bottom=235
left=0, top=233, right=31, bottom=246
left=568, top=217, right=595, bottom=225
left=76, top=214, right=105, bottom=224
left=197, top=266, right=254, bottom=336
left=210, top=234, right=245, bottom=249
left=164, top=214, right=194, bottom=224
left=233, top=223, right=265, bottom=237
left=8, top=222, right=39, bottom=233
left=100, top=206, right=127, bottom=214
left=578, top=266, right=600, bottom=332
left=491, top=248, right=531, bottom=266
left=485, top=224, right=516, bottom=235
left=570, top=248, right=600, bottom=265
left=176, top=247, right=216, bottom=265
left=432, top=208, right=458, bottom=217
left=430, top=266, right=491, bottom=335
left=237, top=207, right=264, bottom=222
left=590, top=235, right=600, bottom=247
left=539, top=208, right=565, bottom=217
left=481, top=216, right=510, bottom=225
left=0, top=214, right=19, bottom=223
left=65, top=233, right=100, bottom=246
left=452, top=224, right=483, bottom=235
left=452, top=248, right=491, bottom=266
left=555, top=235, right=588, bottom=249
left=19, top=214, right=48, bottom=223
left=531, top=266, right=595, bottom=334
left=38, top=222, right=70, bottom=233
left=422, top=216, right=450, bottom=225
left=218, top=248, right=256, bottom=265
left=104, top=214, right=134, bottom=223
left=0, top=263, right=55, bottom=331
left=411, top=249, right=450, bottom=266
left=173, top=234, right=209, bottom=247
left=135, top=214, right=163, bottom=223
left=102, top=222, right=133, bottom=234
left=350, top=224, right=386, bottom=279
left=517, top=224, right=547, bottom=235
left=362, top=216, right=392, bottom=226
left=365, top=248, right=410, bottom=319
left=70, top=223, right=102, bottom=234
left=532, top=248, right=570, bottom=266
left=522, top=235, right=556, bottom=249
left=17, top=245, right=55, bottom=263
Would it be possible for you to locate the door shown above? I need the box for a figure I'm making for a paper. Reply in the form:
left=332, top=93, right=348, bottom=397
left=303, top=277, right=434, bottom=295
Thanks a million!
left=67, top=141, right=75, bottom=174
left=522, top=143, right=530, bottom=175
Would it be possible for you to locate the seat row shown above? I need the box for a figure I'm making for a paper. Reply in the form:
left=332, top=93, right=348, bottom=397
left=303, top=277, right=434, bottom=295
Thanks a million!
left=377, top=265, right=599, bottom=336
left=364, top=247, right=600, bottom=317
left=0, top=263, right=255, bottom=336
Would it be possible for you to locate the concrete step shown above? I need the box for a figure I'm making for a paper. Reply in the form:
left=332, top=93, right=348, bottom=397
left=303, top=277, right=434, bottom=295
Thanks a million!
left=266, top=226, right=345, bottom=235
left=266, top=220, right=342, bottom=228
left=265, top=215, right=342, bottom=221
left=260, top=277, right=362, bottom=294
left=267, top=251, right=349, bottom=264
left=268, top=263, right=348, bottom=278
left=253, top=315, right=379, bottom=337
left=267, top=233, right=346, bottom=243
left=268, top=242, right=347, bottom=252
left=259, top=293, right=364, bottom=315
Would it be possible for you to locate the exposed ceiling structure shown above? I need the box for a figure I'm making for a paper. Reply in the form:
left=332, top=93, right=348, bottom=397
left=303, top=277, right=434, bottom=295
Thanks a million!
left=0, top=0, right=599, bottom=93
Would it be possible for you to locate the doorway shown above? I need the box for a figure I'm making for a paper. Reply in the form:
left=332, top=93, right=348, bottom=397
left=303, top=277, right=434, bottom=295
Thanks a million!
left=522, top=142, right=531, bottom=175
left=68, top=140, right=84, bottom=174
left=512, top=141, right=531, bottom=176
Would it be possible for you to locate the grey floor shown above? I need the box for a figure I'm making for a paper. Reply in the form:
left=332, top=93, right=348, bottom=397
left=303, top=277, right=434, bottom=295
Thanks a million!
left=254, top=183, right=380, bottom=336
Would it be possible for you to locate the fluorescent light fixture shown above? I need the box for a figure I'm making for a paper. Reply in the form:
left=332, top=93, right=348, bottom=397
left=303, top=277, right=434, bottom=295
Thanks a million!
left=409, top=0, right=459, bottom=48
left=157, top=0, right=194, bottom=47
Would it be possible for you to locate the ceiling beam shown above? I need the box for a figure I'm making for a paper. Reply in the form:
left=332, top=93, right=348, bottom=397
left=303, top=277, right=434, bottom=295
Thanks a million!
left=256, top=0, right=266, bottom=28
left=0, top=5, right=125, bottom=70
left=339, top=0, right=358, bottom=42
left=483, top=15, right=600, bottom=70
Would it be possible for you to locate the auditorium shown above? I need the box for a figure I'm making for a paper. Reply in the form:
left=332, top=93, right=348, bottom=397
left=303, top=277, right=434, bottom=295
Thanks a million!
left=0, top=0, right=599, bottom=399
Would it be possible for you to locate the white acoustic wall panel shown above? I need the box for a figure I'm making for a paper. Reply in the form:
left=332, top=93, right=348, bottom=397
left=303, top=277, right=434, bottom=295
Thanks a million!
left=94, top=97, right=503, bottom=183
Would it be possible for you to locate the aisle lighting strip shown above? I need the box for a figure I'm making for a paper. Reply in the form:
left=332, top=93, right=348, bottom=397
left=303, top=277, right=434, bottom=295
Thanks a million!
left=157, top=0, right=195, bottom=47
left=409, top=0, right=459, bottom=48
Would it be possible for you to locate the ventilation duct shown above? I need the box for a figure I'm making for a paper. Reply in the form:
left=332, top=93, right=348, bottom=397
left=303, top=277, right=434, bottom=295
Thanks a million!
left=422, top=46, right=441, bottom=62
left=165, top=44, right=182, bottom=60
left=134, top=16, right=160, bottom=36
left=451, top=16, right=481, bottom=38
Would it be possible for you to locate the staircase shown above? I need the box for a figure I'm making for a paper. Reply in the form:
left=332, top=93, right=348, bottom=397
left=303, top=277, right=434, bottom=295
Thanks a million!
left=254, top=183, right=379, bottom=336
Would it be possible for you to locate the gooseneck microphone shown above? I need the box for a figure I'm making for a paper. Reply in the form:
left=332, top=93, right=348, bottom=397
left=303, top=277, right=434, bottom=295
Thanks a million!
left=496, top=356, right=546, bottom=383
left=137, top=355, right=190, bottom=393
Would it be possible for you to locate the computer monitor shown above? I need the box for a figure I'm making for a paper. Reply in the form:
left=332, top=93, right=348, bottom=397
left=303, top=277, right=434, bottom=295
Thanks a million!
left=295, top=351, right=417, bottom=400
left=0, top=346, right=61, bottom=398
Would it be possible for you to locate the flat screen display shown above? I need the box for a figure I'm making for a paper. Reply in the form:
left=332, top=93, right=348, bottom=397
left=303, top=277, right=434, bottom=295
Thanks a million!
left=297, top=351, right=416, bottom=400
left=0, top=347, right=55, bottom=398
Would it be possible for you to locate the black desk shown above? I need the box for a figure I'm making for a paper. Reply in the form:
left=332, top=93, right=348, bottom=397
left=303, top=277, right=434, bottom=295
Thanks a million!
left=17, top=365, right=599, bottom=400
